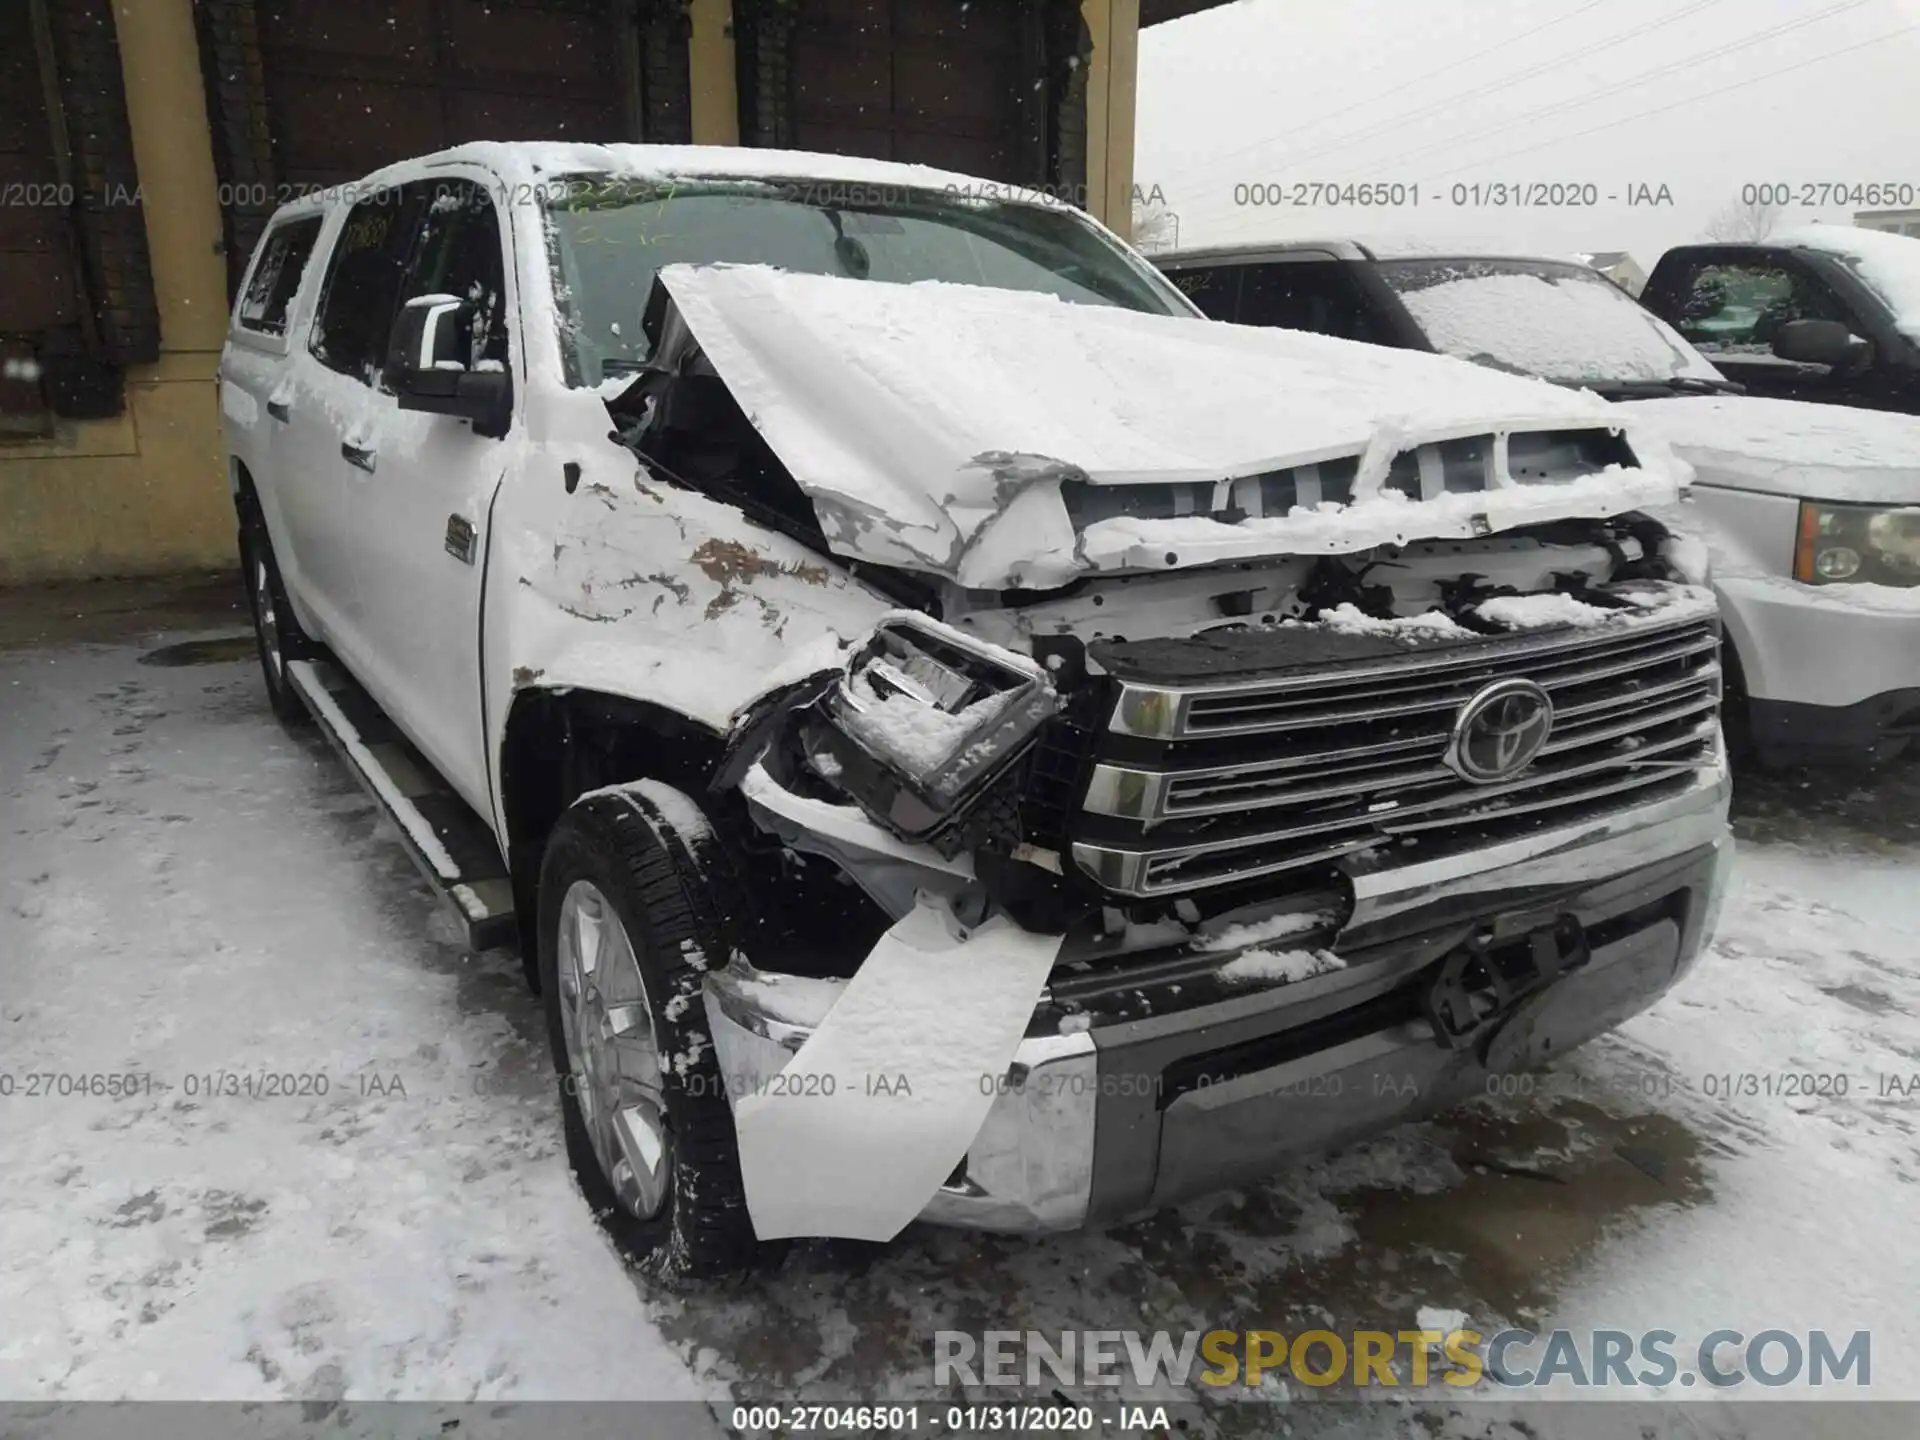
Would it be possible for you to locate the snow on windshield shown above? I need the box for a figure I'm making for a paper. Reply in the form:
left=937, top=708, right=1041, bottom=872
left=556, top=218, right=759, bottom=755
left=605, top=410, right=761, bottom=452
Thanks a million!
left=542, top=176, right=1186, bottom=385
left=1381, top=260, right=1724, bottom=386
left=1776, top=224, right=1920, bottom=344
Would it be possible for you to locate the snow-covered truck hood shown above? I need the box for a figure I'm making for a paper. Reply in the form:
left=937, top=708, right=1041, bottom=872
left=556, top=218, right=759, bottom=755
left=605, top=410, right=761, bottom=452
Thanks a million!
left=653, top=264, right=1687, bottom=589
left=1622, top=395, right=1920, bottom=505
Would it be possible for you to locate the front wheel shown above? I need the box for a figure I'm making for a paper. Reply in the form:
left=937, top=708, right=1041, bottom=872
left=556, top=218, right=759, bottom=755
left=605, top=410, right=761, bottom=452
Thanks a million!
left=537, top=784, right=759, bottom=1279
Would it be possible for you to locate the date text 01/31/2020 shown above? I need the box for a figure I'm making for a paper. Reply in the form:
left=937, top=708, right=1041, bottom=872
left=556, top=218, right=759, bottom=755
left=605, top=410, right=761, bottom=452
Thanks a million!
left=1229, top=181, right=1675, bottom=207
left=728, top=1404, right=1171, bottom=1435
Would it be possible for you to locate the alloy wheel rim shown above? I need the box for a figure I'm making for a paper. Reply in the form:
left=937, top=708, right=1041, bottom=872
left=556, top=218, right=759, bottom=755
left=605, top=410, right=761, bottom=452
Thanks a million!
left=555, top=879, right=672, bottom=1220
left=253, top=557, right=282, bottom=679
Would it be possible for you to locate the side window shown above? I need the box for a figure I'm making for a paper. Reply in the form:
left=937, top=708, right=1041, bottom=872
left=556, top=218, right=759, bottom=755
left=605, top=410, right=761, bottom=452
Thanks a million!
left=1672, top=261, right=1853, bottom=355
left=1165, top=265, right=1242, bottom=322
left=236, top=216, right=324, bottom=336
left=309, top=186, right=423, bottom=385
left=1236, top=261, right=1383, bottom=343
left=388, top=180, right=510, bottom=381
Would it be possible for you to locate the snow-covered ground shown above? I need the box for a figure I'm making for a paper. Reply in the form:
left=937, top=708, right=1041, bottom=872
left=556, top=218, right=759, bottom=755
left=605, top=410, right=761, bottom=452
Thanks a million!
left=3, top=577, right=1915, bottom=1439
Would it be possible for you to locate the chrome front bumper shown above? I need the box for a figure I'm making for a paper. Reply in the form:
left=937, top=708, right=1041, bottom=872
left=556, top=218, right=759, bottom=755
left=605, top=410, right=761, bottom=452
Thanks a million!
left=705, top=761, right=1733, bottom=1235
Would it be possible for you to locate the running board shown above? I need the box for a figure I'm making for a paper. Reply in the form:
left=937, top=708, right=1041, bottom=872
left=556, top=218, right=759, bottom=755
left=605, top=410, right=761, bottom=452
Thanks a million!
left=286, top=658, right=517, bottom=952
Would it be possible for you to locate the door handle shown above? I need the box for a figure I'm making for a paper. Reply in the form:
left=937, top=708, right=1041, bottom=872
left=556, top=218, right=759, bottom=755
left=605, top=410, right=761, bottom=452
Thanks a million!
left=266, top=398, right=290, bottom=422
left=340, top=441, right=376, bottom=473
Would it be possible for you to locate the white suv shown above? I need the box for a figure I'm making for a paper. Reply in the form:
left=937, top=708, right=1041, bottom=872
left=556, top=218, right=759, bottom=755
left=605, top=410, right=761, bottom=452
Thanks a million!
left=220, top=144, right=1731, bottom=1278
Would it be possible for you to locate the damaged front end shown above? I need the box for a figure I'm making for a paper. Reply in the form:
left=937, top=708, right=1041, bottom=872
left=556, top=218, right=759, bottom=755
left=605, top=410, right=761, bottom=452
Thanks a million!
left=589, top=263, right=1734, bottom=1242
left=703, top=564, right=1732, bottom=1242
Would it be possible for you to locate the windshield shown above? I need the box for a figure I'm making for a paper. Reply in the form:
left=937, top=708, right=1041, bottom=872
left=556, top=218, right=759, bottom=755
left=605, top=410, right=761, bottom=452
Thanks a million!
left=1377, top=257, right=1728, bottom=390
left=543, top=176, right=1193, bottom=385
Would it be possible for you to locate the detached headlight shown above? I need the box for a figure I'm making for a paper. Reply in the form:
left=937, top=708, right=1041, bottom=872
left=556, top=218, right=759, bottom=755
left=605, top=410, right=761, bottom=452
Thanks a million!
left=803, top=616, right=1059, bottom=850
left=1794, top=500, right=1920, bottom=587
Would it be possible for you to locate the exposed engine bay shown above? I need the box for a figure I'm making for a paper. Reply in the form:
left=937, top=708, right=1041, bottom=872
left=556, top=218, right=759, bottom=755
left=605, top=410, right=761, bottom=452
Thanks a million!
left=597, top=271, right=1718, bottom=1037
left=710, top=515, right=1715, bottom=1027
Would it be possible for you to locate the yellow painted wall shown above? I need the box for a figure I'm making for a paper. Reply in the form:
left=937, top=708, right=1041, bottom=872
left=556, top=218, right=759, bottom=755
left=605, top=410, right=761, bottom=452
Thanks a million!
left=688, top=0, right=739, bottom=147
left=1081, top=0, right=1139, bottom=240
left=688, top=0, right=1139, bottom=236
left=0, top=0, right=1141, bottom=584
left=0, top=0, right=233, bottom=586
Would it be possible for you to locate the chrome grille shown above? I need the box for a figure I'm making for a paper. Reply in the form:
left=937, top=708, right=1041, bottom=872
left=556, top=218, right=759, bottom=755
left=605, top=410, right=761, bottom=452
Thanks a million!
left=1071, top=601, right=1721, bottom=898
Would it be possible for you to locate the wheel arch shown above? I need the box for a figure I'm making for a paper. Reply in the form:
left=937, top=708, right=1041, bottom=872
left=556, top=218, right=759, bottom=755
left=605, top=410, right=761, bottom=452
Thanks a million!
left=497, top=685, right=733, bottom=961
left=231, top=455, right=259, bottom=515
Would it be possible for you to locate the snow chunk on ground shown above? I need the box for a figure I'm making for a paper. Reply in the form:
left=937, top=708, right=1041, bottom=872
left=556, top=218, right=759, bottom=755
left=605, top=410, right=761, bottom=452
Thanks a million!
left=1416, top=1306, right=1472, bottom=1338
left=1216, top=947, right=1346, bottom=986
left=1474, top=592, right=1617, bottom=629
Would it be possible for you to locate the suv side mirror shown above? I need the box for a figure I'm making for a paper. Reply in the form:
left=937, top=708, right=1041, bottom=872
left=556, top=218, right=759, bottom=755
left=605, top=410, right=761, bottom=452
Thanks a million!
left=386, top=293, right=512, bottom=437
left=1772, top=317, right=1871, bottom=370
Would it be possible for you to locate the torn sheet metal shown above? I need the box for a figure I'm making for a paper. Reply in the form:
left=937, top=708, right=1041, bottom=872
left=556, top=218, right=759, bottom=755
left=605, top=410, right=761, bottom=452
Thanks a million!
left=655, top=263, right=1687, bottom=587
left=729, top=894, right=1063, bottom=1241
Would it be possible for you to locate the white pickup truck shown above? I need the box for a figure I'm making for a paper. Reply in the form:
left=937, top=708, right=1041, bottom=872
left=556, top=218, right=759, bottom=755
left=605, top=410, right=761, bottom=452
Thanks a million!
left=219, top=143, right=1731, bottom=1278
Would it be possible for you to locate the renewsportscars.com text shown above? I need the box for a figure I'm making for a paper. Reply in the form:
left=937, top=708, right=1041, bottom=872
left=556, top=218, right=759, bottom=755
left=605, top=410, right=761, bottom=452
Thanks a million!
left=934, top=1327, right=1871, bottom=1391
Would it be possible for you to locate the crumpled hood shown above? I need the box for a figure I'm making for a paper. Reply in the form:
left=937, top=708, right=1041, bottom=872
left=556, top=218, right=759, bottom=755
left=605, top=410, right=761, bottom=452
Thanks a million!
left=1622, top=395, right=1920, bottom=505
left=656, top=264, right=1686, bottom=587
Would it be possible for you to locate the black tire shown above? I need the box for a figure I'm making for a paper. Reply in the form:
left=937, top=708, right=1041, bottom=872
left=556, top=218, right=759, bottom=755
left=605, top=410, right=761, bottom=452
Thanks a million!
left=537, top=784, right=760, bottom=1281
left=239, top=509, right=313, bottom=726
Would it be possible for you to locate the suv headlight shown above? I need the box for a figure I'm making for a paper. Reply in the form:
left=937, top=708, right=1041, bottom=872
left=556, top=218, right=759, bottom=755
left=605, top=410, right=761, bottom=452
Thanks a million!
left=1794, top=500, right=1920, bottom=587
left=803, top=616, right=1059, bottom=849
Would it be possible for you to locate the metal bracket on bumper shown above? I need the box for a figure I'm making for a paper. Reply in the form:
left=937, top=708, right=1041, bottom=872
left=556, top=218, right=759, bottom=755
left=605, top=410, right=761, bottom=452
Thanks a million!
left=1423, top=914, right=1590, bottom=1052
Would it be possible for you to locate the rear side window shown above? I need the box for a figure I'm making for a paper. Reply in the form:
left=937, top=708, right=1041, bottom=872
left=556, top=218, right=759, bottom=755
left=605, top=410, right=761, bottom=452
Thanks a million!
left=1236, top=261, right=1383, bottom=342
left=236, top=216, right=323, bottom=336
left=1164, top=265, right=1241, bottom=321
left=309, top=187, right=423, bottom=385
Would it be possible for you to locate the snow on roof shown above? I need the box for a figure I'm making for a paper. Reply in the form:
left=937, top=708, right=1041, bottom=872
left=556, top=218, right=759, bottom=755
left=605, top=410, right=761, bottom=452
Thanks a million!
left=657, top=263, right=1684, bottom=587
left=1356, top=234, right=1559, bottom=262
left=1777, top=223, right=1920, bottom=343
left=334, top=141, right=1068, bottom=213
left=1359, top=238, right=1641, bottom=272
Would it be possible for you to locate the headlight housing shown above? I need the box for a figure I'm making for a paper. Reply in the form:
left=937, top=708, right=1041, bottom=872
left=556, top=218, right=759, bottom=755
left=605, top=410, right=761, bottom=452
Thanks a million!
left=1794, top=500, right=1920, bottom=588
left=802, top=616, right=1059, bottom=852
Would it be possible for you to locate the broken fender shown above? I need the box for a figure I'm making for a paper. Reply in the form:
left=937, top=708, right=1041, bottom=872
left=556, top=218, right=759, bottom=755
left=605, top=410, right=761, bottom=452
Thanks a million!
left=718, top=894, right=1063, bottom=1241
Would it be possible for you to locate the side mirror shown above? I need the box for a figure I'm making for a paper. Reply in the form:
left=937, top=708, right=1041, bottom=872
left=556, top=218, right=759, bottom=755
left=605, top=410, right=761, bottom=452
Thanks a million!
left=1772, top=317, right=1871, bottom=370
left=386, top=292, right=512, bottom=437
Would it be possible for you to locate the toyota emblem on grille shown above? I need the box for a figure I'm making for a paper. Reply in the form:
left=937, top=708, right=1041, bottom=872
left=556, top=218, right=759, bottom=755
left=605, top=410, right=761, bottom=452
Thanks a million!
left=1445, top=679, right=1554, bottom=784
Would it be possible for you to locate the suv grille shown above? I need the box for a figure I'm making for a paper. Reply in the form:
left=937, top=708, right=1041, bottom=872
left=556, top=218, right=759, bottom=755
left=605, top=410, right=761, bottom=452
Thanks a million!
left=1070, top=604, right=1720, bottom=897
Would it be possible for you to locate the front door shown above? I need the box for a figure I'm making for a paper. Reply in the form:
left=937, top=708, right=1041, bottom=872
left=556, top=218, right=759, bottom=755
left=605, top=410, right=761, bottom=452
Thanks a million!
left=345, top=173, right=514, bottom=815
left=1658, top=252, right=1874, bottom=405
